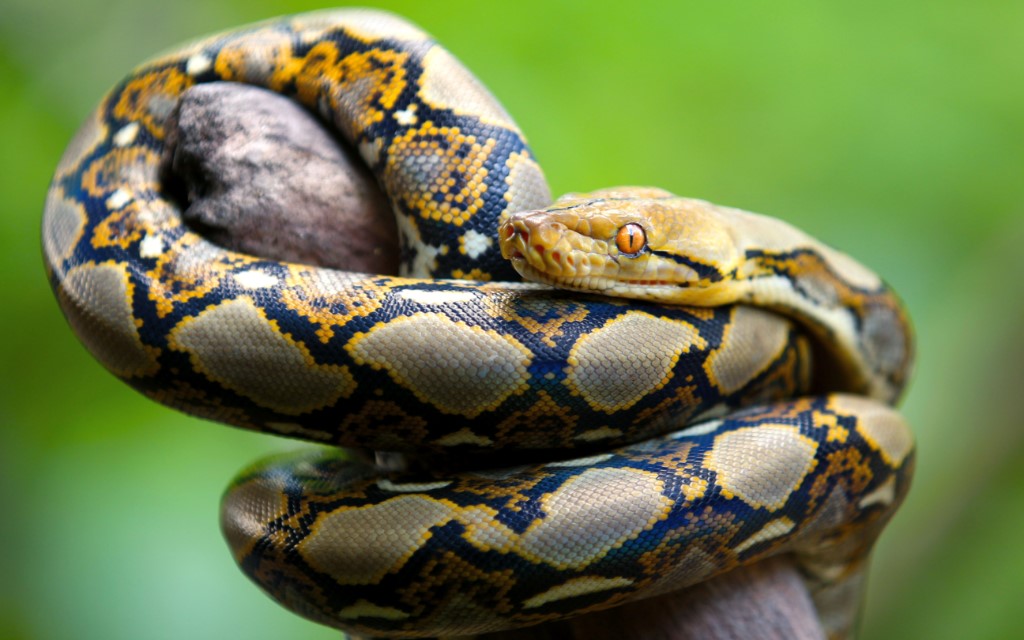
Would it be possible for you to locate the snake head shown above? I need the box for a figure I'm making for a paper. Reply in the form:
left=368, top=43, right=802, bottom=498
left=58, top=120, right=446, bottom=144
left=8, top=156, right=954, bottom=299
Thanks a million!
left=499, top=187, right=741, bottom=303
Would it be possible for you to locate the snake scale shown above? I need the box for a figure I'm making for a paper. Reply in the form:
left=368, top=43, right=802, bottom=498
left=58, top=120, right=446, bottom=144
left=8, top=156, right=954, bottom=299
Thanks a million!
left=42, top=9, right=914, bottom=639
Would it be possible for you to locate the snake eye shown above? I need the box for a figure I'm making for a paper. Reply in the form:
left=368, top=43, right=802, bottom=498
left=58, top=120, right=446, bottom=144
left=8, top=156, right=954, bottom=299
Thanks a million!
left=615, top=223, right=646, bottom=255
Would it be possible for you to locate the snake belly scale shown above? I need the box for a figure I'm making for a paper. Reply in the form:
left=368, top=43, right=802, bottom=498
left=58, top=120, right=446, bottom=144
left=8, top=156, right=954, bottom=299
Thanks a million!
left=41, top=9, right=914, bottom=639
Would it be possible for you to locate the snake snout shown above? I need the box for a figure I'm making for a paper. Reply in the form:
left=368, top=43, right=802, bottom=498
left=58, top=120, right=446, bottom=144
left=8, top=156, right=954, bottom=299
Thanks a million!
left=500, top=213, right=569, bottom=270
left=498, top=218, right=526, bottom=260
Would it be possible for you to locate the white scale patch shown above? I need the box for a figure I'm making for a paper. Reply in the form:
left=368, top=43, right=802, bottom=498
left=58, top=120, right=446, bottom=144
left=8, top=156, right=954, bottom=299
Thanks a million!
left=377, top=479, right=452, bottom=493
left=358, top=138, right=383, bottom=166
left=461, top=228, right=492, bottom=259
left=734, top=517, right=795, bottom=554
left=233, top=269, right=279, bottom=289
left=410, top=243, right=442, bottom=279
left=186, top=53, right=212, bottom=76
left=139, top=233, right=164, bottom=258
left=106, top=189, right=131, bottom=210
left=523, top=576, right=634, bottom=609
left=397, top=289, right=477, bottom=305
left=112, top=122, right=140, bottom=147
left=670, top=419, right=723, bottom=439
left=546, top=453, right=614, bottom=468
left=395, top=211, right=440, bottom=277
left=393, top=104, right=418, bottom=125
left=858, top=475, right=896, bottom=509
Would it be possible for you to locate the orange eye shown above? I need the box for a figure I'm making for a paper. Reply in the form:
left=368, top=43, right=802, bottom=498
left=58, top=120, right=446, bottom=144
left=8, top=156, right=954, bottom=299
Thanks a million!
left=615, top=223, right=646, bottom=255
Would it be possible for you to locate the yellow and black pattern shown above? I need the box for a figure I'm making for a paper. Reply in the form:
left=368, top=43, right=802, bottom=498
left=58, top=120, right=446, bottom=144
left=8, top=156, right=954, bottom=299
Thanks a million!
left=42, top=9, right=914, bottom=639
left=225, top=394, right=912, bottom=638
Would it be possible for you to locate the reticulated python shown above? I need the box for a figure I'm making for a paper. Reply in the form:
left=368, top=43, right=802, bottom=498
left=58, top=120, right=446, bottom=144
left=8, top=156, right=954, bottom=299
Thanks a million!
left=42, top=9, right=914, bottom=639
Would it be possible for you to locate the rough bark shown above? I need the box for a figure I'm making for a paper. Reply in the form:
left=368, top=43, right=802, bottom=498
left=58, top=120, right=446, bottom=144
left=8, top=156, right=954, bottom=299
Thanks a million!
left=165, top=82, right=825, bottom=640
left=163, top=83, right=398, bottom=274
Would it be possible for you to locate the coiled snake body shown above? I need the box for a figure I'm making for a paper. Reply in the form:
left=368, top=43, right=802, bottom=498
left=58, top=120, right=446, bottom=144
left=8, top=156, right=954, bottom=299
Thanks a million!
left=42, top=10, right=914, bottom=639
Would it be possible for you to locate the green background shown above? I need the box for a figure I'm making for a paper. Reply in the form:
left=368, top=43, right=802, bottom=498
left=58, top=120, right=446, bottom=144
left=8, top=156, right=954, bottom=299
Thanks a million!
left=2, top=1, right=1022, bottom=638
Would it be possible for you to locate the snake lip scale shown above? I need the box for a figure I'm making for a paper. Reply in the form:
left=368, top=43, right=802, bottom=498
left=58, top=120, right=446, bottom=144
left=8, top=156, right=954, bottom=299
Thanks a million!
left=42, top=9, right=913, bottom=639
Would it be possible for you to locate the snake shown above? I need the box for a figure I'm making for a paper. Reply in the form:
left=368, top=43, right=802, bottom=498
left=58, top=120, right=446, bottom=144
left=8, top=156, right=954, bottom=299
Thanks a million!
left=41, top=9, right=914, bottom=639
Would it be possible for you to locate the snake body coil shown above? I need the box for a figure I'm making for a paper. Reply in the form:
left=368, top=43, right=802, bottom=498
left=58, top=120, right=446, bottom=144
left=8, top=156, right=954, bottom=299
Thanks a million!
left=42, top=9, right=914, bottom=639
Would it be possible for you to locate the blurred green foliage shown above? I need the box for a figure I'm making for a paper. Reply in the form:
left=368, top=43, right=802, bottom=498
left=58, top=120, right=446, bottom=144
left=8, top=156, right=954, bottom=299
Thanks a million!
left=2, top=1, right=1022, bottom=638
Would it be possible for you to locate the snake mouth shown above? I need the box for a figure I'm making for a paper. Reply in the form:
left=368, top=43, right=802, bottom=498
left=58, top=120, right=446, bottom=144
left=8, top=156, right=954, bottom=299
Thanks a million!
left=514, top=257, right=696, bottom=305
left=508, top=255, right=617, bottom=294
